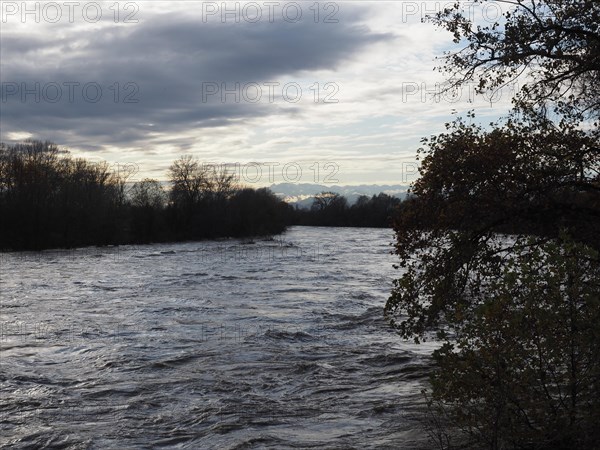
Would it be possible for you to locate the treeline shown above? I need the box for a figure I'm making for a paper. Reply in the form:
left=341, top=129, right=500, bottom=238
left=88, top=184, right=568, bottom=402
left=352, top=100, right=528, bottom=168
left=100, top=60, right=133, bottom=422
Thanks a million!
left=0, top=140, right=405, bottom=251
left=0, top=141, right=292, bottom=250
left=293, top=191, right=402, bottom=227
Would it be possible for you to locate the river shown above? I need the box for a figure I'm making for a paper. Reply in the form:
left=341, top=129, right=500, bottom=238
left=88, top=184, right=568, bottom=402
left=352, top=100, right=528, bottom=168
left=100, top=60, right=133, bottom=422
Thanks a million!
left=0, top=226, right=435, bottom=449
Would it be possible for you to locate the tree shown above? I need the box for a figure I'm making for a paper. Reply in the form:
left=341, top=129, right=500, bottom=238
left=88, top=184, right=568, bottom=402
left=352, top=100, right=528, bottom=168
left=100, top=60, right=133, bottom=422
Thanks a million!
left=387, top=122, right=599, bottom=450
left=206, top=164, right=237, bottom=201
left=0, top=140, right=127, bottom=249
left=128, top=179, right=167, bottom=243
left=311, top=191, right=344, bottom=211
left=228, top=187, right=290, bottom=237
left=291, top=192, right=402, bottom=227
left=0, top=144, right=291, bottom=249
left=129, top=179, right=166, bottom=209
left=425, top=236, right=600, bottom=449
left=431, top=0, right=600, bottom=119
left=310, top=192, right=348, bottom=226
left=168, top=155, right=211, bottom=208
left=386, top=113, right=599, bottom=338
left=387, top=1, right=600, bottom=448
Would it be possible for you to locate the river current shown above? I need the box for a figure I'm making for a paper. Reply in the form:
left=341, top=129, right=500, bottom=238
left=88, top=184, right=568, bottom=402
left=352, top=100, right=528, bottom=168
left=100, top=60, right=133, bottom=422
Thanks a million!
left=0, top=226, right=434, bottom=449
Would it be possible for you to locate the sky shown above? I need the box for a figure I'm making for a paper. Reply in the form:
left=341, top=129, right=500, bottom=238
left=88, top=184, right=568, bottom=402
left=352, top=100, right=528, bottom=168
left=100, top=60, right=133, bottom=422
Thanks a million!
left=0, top=1, right=515, bottom=186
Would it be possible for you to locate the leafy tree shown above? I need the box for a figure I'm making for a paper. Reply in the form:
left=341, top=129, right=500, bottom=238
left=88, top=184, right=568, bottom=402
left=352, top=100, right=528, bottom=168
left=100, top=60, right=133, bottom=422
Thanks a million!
left=386, top=112, right=599, bottom=340
left=228, top=187, right=291, bottom=237
left=387, top=1, right=600, bottom=448
left=425, top=236, right=600, bottom=449
left=292, top=192, right=402, bottom=227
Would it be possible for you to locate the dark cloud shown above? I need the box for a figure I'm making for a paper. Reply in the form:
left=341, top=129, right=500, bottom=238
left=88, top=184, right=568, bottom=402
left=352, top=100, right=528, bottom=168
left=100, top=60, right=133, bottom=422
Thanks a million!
left=0, top=5, right=392, bottom=150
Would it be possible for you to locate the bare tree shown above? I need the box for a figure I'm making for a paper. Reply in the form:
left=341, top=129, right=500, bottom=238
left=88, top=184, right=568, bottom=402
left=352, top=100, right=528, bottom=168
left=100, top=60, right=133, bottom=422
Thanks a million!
left=311, top=191, right=347, bottom=211
left=168, top=155, right=211, bottom=207
left=129, top=178, right=166, bottom=209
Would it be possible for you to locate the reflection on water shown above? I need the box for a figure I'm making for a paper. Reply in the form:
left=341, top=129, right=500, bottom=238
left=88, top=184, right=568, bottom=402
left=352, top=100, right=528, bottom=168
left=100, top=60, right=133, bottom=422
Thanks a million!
left=0, top=226, right=433, bottom=449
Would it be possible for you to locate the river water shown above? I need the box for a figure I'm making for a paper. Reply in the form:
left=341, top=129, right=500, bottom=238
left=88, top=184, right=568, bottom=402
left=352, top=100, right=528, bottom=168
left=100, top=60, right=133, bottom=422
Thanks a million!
left=0, top=226, right=435, bottom=449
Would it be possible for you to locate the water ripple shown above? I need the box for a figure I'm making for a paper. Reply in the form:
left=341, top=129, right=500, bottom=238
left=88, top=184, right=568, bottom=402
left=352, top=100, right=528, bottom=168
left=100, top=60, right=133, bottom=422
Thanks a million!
left=1, top=227, right=431, bottom=449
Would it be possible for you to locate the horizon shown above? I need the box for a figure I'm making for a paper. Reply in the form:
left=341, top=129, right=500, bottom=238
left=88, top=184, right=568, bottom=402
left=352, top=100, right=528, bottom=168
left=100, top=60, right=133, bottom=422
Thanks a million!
left=2, top=2, right=598, bottom=448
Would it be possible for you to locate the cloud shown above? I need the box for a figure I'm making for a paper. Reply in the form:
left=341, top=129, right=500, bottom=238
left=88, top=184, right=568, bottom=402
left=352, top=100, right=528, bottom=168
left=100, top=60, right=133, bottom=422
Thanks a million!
left=1, top=4, right=392, bottom=152
left=0, top=2, right=513, bottom=183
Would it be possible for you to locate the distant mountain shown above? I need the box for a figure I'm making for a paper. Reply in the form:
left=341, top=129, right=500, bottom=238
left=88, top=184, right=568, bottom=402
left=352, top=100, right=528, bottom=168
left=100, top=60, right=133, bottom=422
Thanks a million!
left=269, top=183, right=410, bottom=208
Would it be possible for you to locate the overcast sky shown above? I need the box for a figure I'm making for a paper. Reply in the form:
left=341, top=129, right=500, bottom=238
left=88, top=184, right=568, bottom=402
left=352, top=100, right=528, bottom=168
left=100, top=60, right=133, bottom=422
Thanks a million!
left=0, top=1, right=514, bottom=185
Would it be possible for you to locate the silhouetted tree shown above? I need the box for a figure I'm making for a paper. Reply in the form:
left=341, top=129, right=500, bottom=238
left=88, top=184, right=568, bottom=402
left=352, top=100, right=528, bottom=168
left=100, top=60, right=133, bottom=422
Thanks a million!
left=310, top=192, right=348, bottom=226
left=431, top=0, right=600, bottom=119
left=0, top=140, right=127, bottom=249
left=0, top=145, right=292, bottom=250
left=128, top=179, right=167, bottom=243
left=292, top=192, right=401, bottom=227
left=387, top=1, right=600, bottom=448
left=228, top=188, right=291, bottom=237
